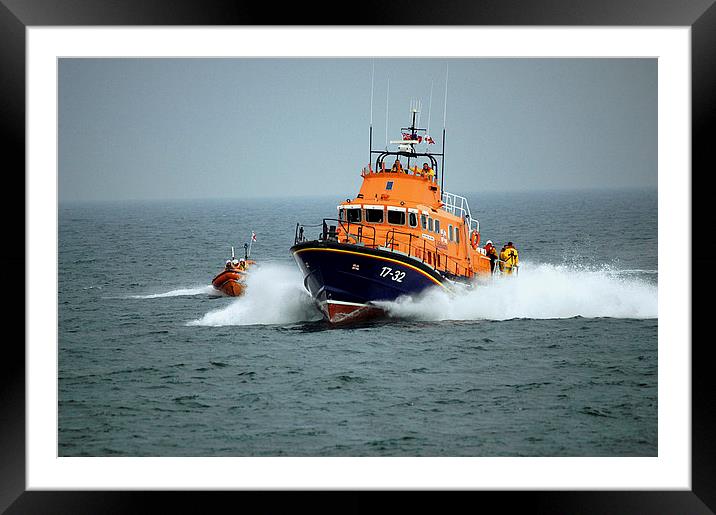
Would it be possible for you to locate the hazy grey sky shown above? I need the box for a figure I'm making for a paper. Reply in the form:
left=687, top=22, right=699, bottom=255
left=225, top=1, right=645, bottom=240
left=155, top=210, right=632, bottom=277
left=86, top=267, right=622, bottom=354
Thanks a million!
left=59, top=58, right=656, bottom=202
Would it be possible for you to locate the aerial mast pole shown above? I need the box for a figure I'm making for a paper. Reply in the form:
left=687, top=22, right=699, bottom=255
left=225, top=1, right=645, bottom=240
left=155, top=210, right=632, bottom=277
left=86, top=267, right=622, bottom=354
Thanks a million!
left=427, top=80, right=433, bottom=137
left=385, top=79, right=390, bottom=149
left=441, top=63, right=449, bottom=192
left=369, top=61, right=374, bottom=167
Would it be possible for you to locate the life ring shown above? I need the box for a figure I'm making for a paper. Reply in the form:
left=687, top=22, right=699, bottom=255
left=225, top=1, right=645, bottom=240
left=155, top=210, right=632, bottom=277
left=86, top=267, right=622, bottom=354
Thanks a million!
left=470, top=230, right=480, bottom=249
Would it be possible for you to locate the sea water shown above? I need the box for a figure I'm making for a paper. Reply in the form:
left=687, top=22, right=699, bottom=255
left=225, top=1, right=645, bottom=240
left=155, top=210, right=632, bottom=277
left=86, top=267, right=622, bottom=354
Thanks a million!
left=58, top=189, right=657, bottom=456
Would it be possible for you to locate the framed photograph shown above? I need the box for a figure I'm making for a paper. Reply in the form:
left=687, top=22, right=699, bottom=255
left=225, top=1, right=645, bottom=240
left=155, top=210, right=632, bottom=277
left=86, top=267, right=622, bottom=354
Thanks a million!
left=4, top=0, right=713, bottom=512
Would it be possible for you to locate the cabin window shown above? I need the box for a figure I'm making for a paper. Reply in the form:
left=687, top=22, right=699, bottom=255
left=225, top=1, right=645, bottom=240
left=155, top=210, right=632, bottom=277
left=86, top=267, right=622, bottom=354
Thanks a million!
left=455, top=227, right=460, bottom=244
left=408, top=212, right=418, bottom=228
left=365, top=208, right=384, bottom=223
left=428, top=218, right=433, bottom=232
left=387, top=210, right=405, bottom=225
left=338, top=208, right=345, bottom=221
left=448, top=225, right=454, bottom=241
left=347, top=209, right=361, bottom=223
left=421, top=214, right=427, bottom=229
left=434, top=219, right=441, bottom=234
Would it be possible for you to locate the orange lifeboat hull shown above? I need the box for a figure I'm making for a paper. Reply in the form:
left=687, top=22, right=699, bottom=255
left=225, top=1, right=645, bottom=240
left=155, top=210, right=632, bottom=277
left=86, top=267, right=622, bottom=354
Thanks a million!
left=211, top=270, right=246, bottom=297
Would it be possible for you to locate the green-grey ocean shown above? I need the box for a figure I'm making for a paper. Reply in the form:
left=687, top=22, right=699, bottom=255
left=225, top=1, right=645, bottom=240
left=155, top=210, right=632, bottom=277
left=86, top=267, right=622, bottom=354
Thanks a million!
left=59, top=189, right=657, bottom=456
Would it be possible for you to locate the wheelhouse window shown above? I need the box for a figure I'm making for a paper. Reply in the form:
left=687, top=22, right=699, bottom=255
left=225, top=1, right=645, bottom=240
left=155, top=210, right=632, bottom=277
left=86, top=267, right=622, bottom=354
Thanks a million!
left=455, top=227, right=460, bottom=244
left=448, top=225, right=454, bottom=241
left=408, top=212, right=418, bottom=228
left=365, top=207, right=384, bottom=224
left=338, top=208, right=345, bottom=221
left=434, top=219, right=441, bottom=234
left=346, top=207, right=361, bottom=223
left=428, top=218, right=434, bottom=232
left=387, top=208, right=406, bottom=225
left=421, top=214, right=427, bottom=229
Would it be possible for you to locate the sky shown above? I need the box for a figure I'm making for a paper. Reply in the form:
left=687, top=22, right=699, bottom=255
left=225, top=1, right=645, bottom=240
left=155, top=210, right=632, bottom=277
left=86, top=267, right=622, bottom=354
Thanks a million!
left=58, top=58, right=656, bottom=202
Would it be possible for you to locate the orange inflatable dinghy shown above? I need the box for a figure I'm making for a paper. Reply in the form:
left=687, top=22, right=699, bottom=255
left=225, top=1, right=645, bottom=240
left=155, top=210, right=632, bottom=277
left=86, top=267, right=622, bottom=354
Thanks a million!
left=211, top=246, right=256, bottom=297
left=212, top=265, right=247, bottom=296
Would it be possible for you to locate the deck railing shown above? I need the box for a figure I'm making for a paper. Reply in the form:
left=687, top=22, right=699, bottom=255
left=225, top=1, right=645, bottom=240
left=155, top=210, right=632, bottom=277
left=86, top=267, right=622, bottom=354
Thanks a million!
left=441, top=190, right=480, bottom=233
left=383, top=228, right=472, bottom=278
left=295, top=219, right=377, bottom=248
left=293, top=220, right=510, bottom=279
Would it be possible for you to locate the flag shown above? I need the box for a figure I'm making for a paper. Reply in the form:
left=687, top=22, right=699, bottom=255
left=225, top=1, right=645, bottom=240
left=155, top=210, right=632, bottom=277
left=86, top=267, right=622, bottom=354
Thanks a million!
left=425, top=136, right=435, bottom=144
left=402, top=133, right=411, bottom=140
left=251, top=231, right=257, bottom=242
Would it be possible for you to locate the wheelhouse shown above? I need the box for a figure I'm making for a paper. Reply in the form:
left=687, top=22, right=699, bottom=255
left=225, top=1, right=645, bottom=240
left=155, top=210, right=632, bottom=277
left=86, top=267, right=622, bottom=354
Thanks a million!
left=296, top=105, right=489, bottom=279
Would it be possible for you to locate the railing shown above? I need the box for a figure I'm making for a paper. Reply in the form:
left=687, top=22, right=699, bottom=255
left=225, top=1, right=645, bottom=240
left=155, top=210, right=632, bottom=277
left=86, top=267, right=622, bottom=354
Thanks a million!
left=383, top=228, right=472, bottom=278
left=361, top=165, right=438, bottom=183
left=441, top=190, right=479, bottom=233
left=491, top=258, right=519, bottom=276
left=294, top=220, right=516, bottom=279
left=295, top=218, right=376, bottom=247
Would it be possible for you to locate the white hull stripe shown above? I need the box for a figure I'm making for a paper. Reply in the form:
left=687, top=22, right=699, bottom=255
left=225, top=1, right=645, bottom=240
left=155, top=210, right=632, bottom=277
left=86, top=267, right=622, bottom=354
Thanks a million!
left=320, top=299, right=371, bottom=308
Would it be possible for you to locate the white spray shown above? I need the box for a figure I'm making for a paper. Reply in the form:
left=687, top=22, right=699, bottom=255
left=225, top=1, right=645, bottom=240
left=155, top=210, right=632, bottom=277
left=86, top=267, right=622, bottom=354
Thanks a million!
left=188, top=263, right=320, bottom=327
left=375, top=262, right=658, bottom=321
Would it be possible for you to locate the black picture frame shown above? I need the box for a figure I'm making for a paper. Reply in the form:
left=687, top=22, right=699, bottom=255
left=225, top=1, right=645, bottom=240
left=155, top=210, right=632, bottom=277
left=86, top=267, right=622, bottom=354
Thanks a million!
left=3, top=1, right=714, bottom=513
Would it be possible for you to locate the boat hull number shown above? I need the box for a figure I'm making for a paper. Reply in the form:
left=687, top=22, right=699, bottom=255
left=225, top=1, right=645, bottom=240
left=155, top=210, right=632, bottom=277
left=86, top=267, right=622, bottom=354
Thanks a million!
left=379, top=266, right=405, bottom=282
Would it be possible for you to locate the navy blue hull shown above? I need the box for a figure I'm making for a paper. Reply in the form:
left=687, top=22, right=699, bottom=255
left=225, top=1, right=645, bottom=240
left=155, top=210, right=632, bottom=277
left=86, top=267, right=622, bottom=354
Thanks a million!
left=290, top=241, right=447, bottom=322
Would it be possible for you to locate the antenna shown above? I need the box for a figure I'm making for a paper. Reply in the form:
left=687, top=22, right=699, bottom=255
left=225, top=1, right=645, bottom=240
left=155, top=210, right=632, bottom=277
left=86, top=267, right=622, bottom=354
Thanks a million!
left=443, top=63, right=449, bottom=129
left=370, top=61, right=375, bottom=126
left=369, top=61, right=374, bottom=164
left=427, top=80, right=434, bottom=137
left=415, top=99, right=422, bottom=127
left=385, top=79, right=390, bottom=149
left=441, top=63, right=449, bottom=192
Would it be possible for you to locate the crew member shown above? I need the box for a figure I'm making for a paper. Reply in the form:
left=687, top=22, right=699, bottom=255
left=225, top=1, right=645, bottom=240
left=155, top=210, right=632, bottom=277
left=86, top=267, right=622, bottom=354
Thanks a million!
left=391, top=158, right=403, bottom=173
left=238, top=258, right=246, bottom=271
left=484, top=240, right=498, bottom=273
left=498, top=244, right=507, bottom=273
left=424, top=163, right=436, bottom=182
left=225, top=260, right=233, bottom=270
left=501, top=241, right=519, bottom=275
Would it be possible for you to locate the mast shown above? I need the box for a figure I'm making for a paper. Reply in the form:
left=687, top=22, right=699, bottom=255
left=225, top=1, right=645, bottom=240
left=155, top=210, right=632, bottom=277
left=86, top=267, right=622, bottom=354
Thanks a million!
left=441, top=63, right=449, bottom=192
left=385, top=79, right=390, bottom=149
left=369, top=61, right=374, bottom=167
left=368, top=87, right=444, bottom=180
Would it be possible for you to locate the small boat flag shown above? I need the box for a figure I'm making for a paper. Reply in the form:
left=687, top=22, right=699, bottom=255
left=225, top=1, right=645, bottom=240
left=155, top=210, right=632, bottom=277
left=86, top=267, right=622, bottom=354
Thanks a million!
left=251, top=231, right=257, bottom=242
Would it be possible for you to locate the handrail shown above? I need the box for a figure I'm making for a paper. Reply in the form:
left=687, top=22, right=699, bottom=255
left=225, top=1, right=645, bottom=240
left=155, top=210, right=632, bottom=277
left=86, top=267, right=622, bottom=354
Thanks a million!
left=294, top=220, right=514, bottom=280
left=295, top=218, right=376, bottom=247
left=361, top=165, right=438, bottom=182
left=492, top=258, right=519, bottom=276
left=441, top=190, right=479, bottom=233
left=383, top=228, right=471, bottom=277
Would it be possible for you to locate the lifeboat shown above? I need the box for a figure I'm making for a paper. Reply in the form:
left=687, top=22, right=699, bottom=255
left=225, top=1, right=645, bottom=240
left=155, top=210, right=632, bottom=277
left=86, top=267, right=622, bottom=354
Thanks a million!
left=211, top=245, right=256, bottom=297
left=291, top=104, right=506, bottom=324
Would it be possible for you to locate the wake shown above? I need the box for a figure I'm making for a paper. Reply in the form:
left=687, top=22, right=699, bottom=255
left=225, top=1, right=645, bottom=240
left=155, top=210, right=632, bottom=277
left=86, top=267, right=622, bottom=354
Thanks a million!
left=151, top=261, right=658, bottom=327
left=376, top=262, right=658, bottom=321
left=128, top=285, right=217, bottom=299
